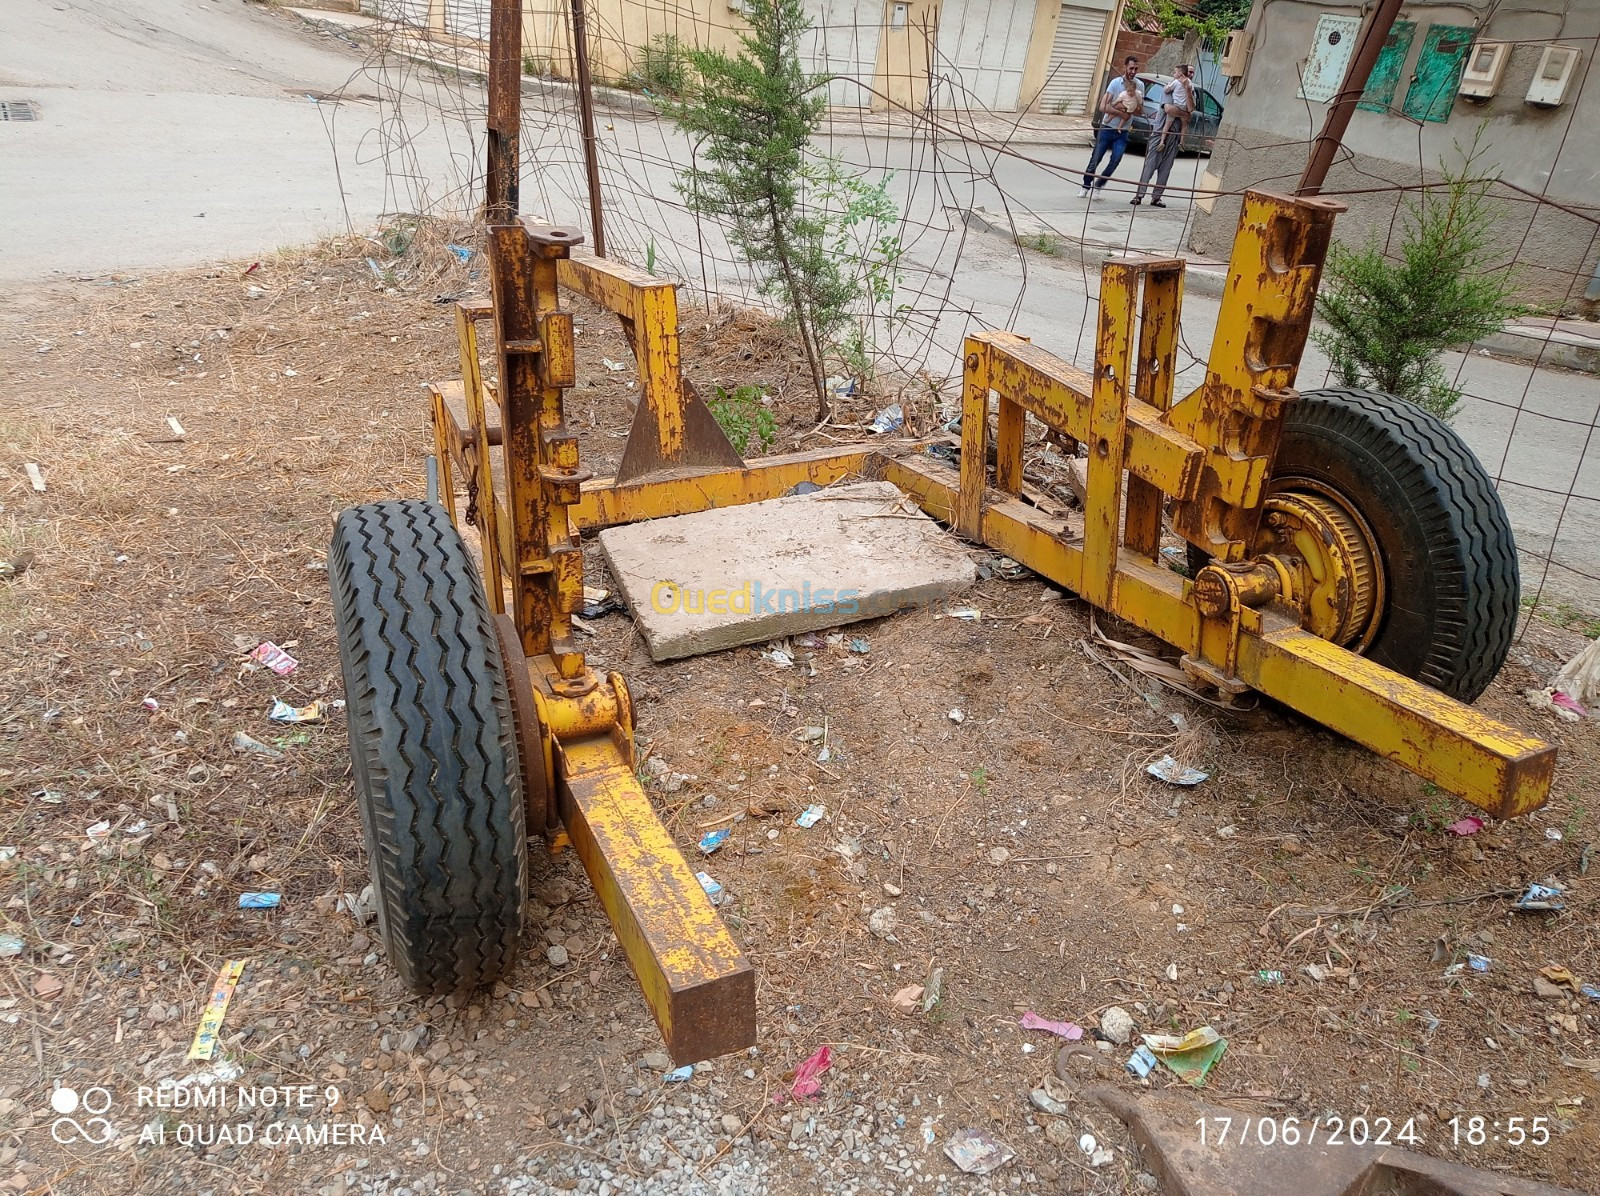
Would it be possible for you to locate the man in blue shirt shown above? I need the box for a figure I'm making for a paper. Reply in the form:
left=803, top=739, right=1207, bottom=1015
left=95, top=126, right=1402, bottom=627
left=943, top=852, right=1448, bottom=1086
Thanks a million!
left=1080, top=56, right=1144, bottom=199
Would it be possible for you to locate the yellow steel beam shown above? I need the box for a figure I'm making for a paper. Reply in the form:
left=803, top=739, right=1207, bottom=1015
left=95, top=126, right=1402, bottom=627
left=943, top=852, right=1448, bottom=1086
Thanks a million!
left=572, top=444, right=880, bottom=530
left=1236, top=611, right=1555, bottom=819
left=557, top=732, right=757, bottom=1064
left=1083, top=261, right=1136, bottom=608
left=881, top=453, right=1552, bottom=816
left=967, top=331, right=1205, bottom=501
left=457, top=305, right=506, bottom=613
left=558, top=251, right=670, bottom=322
left=1125, top=263, right=1184, bottom=559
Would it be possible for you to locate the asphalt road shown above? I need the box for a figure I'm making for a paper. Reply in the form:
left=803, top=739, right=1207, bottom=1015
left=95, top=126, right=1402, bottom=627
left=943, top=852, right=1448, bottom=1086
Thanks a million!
left=3, top=0, right=1594, bottom=613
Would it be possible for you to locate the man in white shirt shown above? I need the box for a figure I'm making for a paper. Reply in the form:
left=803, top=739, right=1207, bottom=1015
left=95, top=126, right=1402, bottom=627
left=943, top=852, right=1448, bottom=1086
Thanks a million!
left=1080, top=56, right=1145, bottom=199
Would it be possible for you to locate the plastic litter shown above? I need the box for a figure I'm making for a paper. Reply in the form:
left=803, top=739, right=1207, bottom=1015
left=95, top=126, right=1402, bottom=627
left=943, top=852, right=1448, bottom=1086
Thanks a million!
left=600, top=357, right=627, bottom=372
left=1255, top=969, right=1285, bottom=985
left=695, top=871, right=725, bottom=906
left=141, top=697, right=160, bottom=713
left=890, top=984, right=924, bottom=1013
left=238, top=893, right=280, bottom=909
left=777, top=1044, right=832, bottom=1102
left=1125, top=1044, right=1158, bottom=1078
left=1580, top=984, right=1600, bottom=1001
left=187, top=959, right=247, bottom=1062
left=231, top=731, right=284, bottom=760
left=86, top=820, right=112, bottom=844
left=795, top=804, right=825, bottom=829
left=698, top=828, right=731, bottom=855
left=1545, top=827, right=1564, bottom=841
left=1028, top=1079, right=1070, bottom=1115
left=447, top=244, right=473, bottom=264
left=943, top=1127, right=1014, bottom=1175
left=1142, top=1025, right=1228, bottom=1087
left=940, top=607, right=982, bottom=621
left=1019, top=1011, right=1084, bottom=1040
left=664, top=1065, right=694, bottom=1082
left=868, top=404, right=905, bottom=434
left=1468, top=953, right=1492, bottom=972
left=1540, top=965, right=1578, bottom=989
left=1146, top=755, right=1209, bottom=786
left=1446, top=815, right=1485, bottom=836
left=0, top=934, right=23, bottom=958
left=247, top=641, right=298, bottom=676
left=849, top=637, right=870, bottom=654
left=1514, top=882, right=1565, bottom=912
left=920, top=966, right=944, bottom=1013
left=268, top=698, right=324, bottom=724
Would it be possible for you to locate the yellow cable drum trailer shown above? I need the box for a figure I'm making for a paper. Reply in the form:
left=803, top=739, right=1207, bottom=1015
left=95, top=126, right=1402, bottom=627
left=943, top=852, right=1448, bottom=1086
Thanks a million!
left=324, top=8, right=1553, bottom=1067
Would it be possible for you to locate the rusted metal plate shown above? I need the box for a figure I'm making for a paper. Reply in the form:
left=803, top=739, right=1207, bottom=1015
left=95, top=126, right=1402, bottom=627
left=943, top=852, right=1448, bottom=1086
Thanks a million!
left=1090, top=1084, right=1583, bottom=1196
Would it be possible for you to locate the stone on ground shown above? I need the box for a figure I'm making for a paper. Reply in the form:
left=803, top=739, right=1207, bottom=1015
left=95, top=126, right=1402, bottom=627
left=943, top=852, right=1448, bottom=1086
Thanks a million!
left=598, top=480, right=977, bottom=661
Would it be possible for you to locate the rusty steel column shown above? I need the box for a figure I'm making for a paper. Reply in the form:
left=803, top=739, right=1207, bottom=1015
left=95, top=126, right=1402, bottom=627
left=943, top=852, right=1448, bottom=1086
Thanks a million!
left=1296, top=0, right=1404, bottom=196
left=570, top=0, right=608, bottom=257
left=486, top=0, right=522, bottom=221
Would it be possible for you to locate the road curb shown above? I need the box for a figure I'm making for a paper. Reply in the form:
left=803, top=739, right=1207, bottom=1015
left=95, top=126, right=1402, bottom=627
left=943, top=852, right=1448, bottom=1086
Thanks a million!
left=959, top=207, right=1230, bottom=299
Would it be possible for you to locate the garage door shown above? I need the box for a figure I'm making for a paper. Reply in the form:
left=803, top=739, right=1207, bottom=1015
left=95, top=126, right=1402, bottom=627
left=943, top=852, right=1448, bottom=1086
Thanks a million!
left=364, top=0, right=432, bottom=29
left=799, top=0, right=884, bottom=108
left=444, top=0, right=489, bottom=42
left=934, top=0, right=1034, bottom=110
left=1036, top=4, right=1106, bottom=116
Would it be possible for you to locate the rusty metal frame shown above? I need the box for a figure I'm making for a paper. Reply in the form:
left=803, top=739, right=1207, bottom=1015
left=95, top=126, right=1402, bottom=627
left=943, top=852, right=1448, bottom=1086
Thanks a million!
left=427, top=189, right=1555, bottom=1067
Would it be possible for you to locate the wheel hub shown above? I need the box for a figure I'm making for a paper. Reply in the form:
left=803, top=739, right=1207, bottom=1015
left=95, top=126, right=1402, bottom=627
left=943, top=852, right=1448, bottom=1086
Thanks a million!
left=1257, top=487, right=1384, bottom=649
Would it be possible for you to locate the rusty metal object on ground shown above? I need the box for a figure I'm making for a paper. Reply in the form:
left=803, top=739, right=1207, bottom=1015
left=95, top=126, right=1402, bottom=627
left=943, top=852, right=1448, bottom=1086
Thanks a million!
left=1088, top=1084, right=1583, bottom=1196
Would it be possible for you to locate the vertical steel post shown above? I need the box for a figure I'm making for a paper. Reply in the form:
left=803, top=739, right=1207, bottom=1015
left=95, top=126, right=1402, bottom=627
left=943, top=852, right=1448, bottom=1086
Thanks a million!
left=486, top=0, right=523, bottom=221
left=1296, top=0, right=1404, bottom=196
left=570, top=0, right=608, bottom=257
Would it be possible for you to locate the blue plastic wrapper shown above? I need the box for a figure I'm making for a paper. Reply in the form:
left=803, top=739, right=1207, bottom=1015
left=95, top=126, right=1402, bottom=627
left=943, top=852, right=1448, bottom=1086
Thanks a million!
left=1126, top=1045, right=1158, bottom=1078
left=1468, top=953, right=1492, bottom=972
left=1581, top=984, right=1600, bottom=1001
left=1514, top=883, right=1565, bottom=912
left=664, top=1065, right=694, bottom=1082
left=695, top=871, right=724, bottom=906
left=698, top=828, right=730, bottom=855
left=795, top=804, right=825, bottom=829
left=239, top=893, right=281, bottom=909
left=868, top=404, right=904, bottom=434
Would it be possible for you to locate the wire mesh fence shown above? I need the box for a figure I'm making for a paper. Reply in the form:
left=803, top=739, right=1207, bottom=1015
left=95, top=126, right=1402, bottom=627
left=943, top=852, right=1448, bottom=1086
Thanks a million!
left=323, top=1, right=1598, bottom=619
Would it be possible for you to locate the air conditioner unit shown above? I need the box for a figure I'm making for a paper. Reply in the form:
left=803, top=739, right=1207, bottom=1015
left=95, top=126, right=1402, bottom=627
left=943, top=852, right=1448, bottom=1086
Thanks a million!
left=1458, top=41, right=1509, bottom=100
left=1527, top=45, right=1580, bottom=107
left=1220, top=29, right=1252, bottom=77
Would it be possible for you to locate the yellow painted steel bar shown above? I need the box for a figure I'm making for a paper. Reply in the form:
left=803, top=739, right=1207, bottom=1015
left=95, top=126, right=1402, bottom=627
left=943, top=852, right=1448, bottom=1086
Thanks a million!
left=881, top=454, right=1552, bottom=816
left=1236, top=614, right=1555, bottom=819
left=967, top=331, right=1205, bottom=501
left=571, top=444, right=880, bottom=530
left=558, top=251, right=667, bottom=321
left=557, top=734, right=757, bottom=1064
left=1083, top=261, right=1136, bottom=609
left=457, top=305, right=506, bottom=613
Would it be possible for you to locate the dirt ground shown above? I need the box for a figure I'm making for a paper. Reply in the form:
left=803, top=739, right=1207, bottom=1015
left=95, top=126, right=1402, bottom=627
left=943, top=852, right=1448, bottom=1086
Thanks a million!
left=2, top=235, right=1598, bottom=1196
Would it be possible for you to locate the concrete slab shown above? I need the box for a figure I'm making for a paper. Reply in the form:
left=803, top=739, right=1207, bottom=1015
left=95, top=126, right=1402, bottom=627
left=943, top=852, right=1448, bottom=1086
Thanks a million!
left=597, top=481, right=978, bottom=661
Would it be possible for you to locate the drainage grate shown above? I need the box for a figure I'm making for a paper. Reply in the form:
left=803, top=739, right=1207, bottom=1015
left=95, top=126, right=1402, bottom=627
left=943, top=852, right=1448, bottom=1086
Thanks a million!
left=0, top=101, right=39, bottom=122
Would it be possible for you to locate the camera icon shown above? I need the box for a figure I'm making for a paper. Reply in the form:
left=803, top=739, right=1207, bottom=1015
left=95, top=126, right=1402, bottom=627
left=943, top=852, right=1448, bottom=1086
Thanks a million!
left=49, top=1085, right=115, bottom=1144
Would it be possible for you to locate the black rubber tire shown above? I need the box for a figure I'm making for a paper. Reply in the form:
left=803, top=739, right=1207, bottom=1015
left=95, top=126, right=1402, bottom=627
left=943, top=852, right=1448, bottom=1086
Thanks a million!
left=1272, top=388, right=1519, bottom=702
left=328, top=499, right=527, bottom=993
